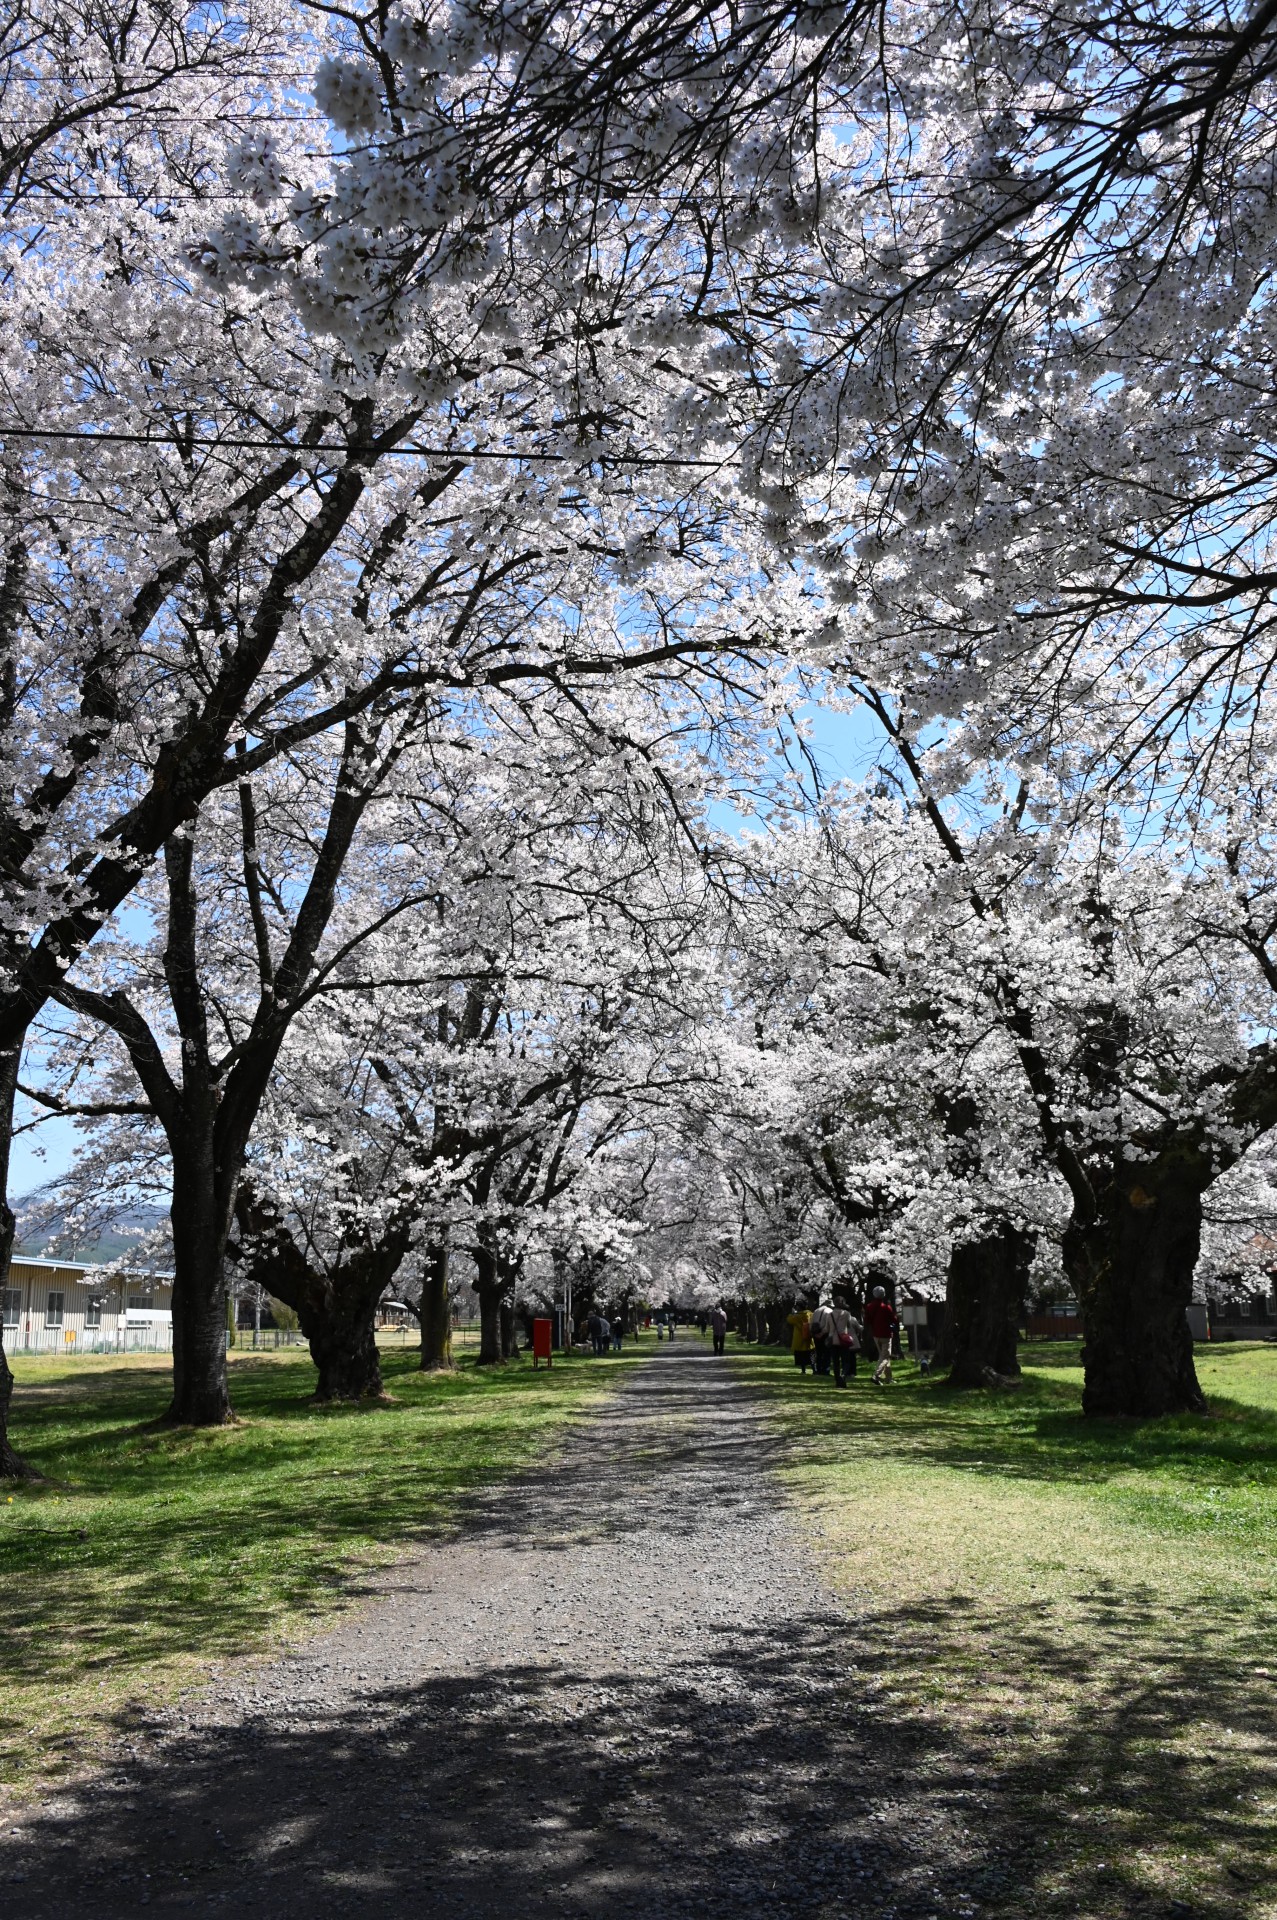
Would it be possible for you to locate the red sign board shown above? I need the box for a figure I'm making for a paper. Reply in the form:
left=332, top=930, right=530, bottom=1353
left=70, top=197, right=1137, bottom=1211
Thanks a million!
left=532, top=1317, right=553, bottom=1366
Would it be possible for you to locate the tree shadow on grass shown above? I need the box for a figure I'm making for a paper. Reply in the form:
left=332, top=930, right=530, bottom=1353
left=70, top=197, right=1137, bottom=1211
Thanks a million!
left=1, top=1587, right=1270, bottom=1920
left=736, top=1346, right=1277, bottom=1491
left=0, top=1353, right=650, bottom=1764
left=869, top=1581, right=1277, bottom=1919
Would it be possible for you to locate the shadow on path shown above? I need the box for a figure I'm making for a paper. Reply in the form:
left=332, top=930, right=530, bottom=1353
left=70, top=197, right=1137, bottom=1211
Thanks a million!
left=0, top=1345, right=1258, bottom=1919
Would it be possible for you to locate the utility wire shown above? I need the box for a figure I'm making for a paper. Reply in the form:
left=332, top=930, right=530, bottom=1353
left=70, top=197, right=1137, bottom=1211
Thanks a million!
left=0, top=424, right=751, bottom=470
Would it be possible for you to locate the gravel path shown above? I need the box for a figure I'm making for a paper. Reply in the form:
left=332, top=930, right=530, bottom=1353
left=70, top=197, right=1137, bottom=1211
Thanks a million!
left=0, top=1341, right=1014, bottom=1919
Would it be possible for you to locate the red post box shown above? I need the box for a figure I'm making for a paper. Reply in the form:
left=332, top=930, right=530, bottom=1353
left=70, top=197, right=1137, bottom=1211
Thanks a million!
left=532, top=1317, right=553, bottom=1367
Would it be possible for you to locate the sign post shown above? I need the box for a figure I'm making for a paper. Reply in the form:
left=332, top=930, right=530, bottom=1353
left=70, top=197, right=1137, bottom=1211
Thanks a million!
left=532, top=1317, right=553, bottom=1369
left=900, top=1300, right=928, bottom=1356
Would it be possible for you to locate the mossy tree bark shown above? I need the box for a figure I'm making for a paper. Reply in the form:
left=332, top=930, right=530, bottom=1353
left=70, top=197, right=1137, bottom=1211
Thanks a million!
left=1063, top=1147, right=1210, bottom=1417
left=233, top=1190, right=407, bottom=1402
left=168, top=1120, right=235, bottom=1426
left=474, top=1234, right=504, bottom=1365
left=942, top=1223, right=1032, bottom=1388
left=304, top=1278, right=389, bottom=1403
left=419, top=1240, right=454, bottom=1371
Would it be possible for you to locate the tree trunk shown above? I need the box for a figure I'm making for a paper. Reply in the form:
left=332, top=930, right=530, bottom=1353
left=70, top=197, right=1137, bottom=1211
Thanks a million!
left=943, top=1224, right=1031, bottom=1389
left=167, top=1144, right=234, bottom=1426
left=0, top=1327, right=26, bottom=1480
left=307, top=1299, right=384, bottom=1403
left=763, top=1300, right=788, bottom=1346
left=238, top=1218, right=399, bottom=1404
left=419, top=1241, right=454, bottom=1371
left=474, top=1238, right=504, bottom=1365
left=0, top=1045, right=35, bottom=1479
left=496, top=1251, right=522, bottom=1358
left=1065, top=1152, right=1208, bottom=1417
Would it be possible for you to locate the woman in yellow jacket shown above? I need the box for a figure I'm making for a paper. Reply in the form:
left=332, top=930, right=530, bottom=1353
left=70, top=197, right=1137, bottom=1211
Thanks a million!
left=787, top=1303, right=815, bottom=1374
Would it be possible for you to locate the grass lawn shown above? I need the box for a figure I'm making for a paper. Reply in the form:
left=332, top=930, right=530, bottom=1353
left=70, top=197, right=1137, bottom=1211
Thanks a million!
left=0, top=1338, right=644, bottom=1804
left=731, top=1337, right=1277, bottom=1920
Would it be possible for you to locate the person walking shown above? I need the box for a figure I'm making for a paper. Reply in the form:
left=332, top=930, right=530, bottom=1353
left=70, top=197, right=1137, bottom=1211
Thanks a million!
left=829, top=1293, right=862, bottom=1388
left=809, top=1298, right=835, bottom=1377
left=787, top=1302, right=815, bottom=1374
left=710, top=1305, right=728, bottom=1356
left=611, top=1312, right=624, bottom=1351
left=598, top=1314, right=611, bottom=1355
left=864, top=1286, right=900, bottom=1385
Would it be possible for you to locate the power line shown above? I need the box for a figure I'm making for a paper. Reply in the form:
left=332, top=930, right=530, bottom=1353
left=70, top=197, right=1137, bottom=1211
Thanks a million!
left=0, top=70, right=322, bottom=85
left=1, top=194, right=310, bottom=205
left=0, top=423, right=747, bottom=470
left=0, top=112, right=328, bottom=124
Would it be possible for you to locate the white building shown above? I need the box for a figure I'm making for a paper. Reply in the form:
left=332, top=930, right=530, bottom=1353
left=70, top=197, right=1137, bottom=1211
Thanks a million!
left=3, top=1255, right=174, bottom=1353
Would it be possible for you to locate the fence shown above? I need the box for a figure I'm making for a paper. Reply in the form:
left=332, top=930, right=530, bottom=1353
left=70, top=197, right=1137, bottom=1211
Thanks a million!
left=9, top=1323, right=310, bottom=1356
left=10, top=1318, right=484, bottom=1357
left=228, top=1326, right=306, bottom=1351
left=6, top=1322, right=175, bottom=1356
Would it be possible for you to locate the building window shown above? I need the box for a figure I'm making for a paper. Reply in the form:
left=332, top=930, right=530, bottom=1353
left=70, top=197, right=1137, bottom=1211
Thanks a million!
left=84, top=1297, right=103, bottom=1330
left=45, top=1291, right=64, bottom=1329
left=126, top=1292, right=154, bottom=1313
left=1, top=1288, right=18, bottom=1328
left=1238, top=1296, right=1252, bottom=1319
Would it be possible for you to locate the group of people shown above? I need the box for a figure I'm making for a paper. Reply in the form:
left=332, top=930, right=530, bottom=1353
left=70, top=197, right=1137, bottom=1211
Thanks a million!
left=584, top=1310, right=624, bottom=1354
left=579, top=1295, right=901, bottom=1377
left=786, top=1287, right=902, bottom=1387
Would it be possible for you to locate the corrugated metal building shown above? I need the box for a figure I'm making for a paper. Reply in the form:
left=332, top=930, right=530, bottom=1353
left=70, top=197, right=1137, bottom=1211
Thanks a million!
left=3, top=1255, right=174, bottom=1353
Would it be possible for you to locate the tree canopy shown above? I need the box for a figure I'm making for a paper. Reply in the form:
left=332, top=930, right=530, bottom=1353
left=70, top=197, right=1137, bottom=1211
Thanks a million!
left=6, top=0, right=1277, bottom=1466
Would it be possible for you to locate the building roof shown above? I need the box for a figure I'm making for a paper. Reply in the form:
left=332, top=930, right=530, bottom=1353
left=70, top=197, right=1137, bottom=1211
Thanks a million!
left=9, top=1253, right=173, bottom=1281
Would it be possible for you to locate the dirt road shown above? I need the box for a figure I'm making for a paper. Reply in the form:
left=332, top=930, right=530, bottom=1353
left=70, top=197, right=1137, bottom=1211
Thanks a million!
left=1, top=1341, right=1005, bottom=1918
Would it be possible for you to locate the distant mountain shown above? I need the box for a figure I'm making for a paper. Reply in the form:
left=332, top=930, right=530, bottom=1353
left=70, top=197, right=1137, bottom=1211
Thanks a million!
left=15, top=1202, right=168, bottom=1265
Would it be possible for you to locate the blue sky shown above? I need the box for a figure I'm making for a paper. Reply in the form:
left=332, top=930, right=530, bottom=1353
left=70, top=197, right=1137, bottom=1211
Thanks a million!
left=11, top=1111, right=79, bottom=1202
left=800, top=692, right=886, bottom=787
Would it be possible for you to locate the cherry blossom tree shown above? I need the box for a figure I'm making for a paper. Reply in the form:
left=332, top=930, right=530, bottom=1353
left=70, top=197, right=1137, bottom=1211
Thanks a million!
left=669, top=757, right=1277, bottom=1412
left=0, top=0, right=819, bottom=1462
left=12, top=0, right=1277, bottom=1472
left=30, top=625, right=762, bottom=1406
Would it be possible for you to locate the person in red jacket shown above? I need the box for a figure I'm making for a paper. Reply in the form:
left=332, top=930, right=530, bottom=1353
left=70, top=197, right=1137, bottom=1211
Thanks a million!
left=863, top=1286, right=900, bottom=1385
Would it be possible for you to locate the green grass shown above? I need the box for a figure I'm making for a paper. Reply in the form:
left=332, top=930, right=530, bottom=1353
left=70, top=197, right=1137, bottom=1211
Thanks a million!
left=0, top=1339, right=644, bottom=1803
left=731, top=1337, right=1277, bottom=1920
